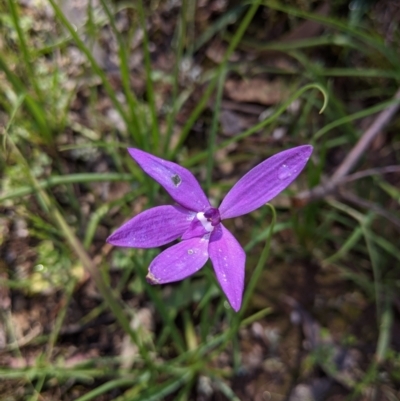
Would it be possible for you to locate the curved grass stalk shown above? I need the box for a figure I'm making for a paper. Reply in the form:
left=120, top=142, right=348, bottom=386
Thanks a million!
left=183, top=82, right=328, bottom=167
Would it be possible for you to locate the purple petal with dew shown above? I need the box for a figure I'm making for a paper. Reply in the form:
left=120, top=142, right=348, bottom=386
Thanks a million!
left=147, top=236, right=210, bottom=284
left=107, top=205, right=195, bottom=248
left=128, top=148, right=210, bottom=212
left=219, top=145, right=313, bottom=219
left=209, top=224, right=245, bottom=312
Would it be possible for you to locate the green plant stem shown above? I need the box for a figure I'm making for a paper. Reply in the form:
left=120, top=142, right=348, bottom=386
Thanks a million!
left=375, top=294, right=393, bottom=364
left=205, top=65, right=227, bottom=194
left=192, top=5, right=246, bottom=53
left=263, top=0, right=400, bottom=69
left=183, top=310, right=197, bottom=351
left=29, top=279, right=77, bottom=401
left=163, top=1, right=188, bottom=154
left=184, top=83, right=328, bottom=167
left=74, top=378, right=134, bottom=401
left=361, top=223, right=382, bottom=319
left=99, top=0, right=143, bottom=146
left=313, top=97, right=400, bottom=141
left=48, top=0, right=131, bottom=132
left=8, top=0, right=44, bottom=102
left=202, top=206, right=277, bottom=367
left=0, top=62, right=51, bottom=142
left=137, top=0, right=160, bottom=151
left=240, top=307, right=273, bottom=327
left=134, top=259, right=186, bottom=353
left=0, top=309, right=37, bottom=395
left=169, top=0, right=263, bottom=158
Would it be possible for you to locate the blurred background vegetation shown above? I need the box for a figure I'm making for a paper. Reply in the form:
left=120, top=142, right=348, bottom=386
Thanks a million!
left=1, top=0, right=400, bottom=400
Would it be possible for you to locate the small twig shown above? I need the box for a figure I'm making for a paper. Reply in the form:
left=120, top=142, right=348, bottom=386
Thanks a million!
left=295, top=88, right=400, bottom=204
left=339, top=189, right=400, bottom=232
left=343, top=165, right=400, bottom=183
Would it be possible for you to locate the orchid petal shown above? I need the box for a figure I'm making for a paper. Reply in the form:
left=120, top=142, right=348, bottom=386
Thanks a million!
left=209, top=224, right=245, bottom=312
left=219, top=145, right=313, bottom=219
left=107, top=205, right=194, bottom=248
left=128, top=148, right=210, bottom=212
left=147, top=236, right=209, bottom=284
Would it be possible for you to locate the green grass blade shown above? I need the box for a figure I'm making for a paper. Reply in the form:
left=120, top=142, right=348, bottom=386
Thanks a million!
left=241, top=204, right=276, bottom=315
left=169, top=0, right=263, bottom=159
left=163, top=1, right=188, bottom=154
left=0, top=58, right=51, bottom=141
left=137, top=0, right=161, bottom=151
left=98, top=0, right=144, bottom=146
left=0, top=173, right=133, bottom=202
left=205, top=65, right=227, bottom=194
left=47, top=0, right=131, bottom=134
left=74, top=378, right=135, bottom=401
left=313, top=97, right=400, bottom=141
left=7, top=0, right=44, bottom=102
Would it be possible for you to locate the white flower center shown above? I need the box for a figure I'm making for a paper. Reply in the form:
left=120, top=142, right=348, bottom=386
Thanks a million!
left=196, top=212, right=214, bottom=232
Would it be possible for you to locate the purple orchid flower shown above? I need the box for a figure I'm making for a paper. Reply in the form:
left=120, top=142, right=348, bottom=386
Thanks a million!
left=107, top=145, right=313, bottom=311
